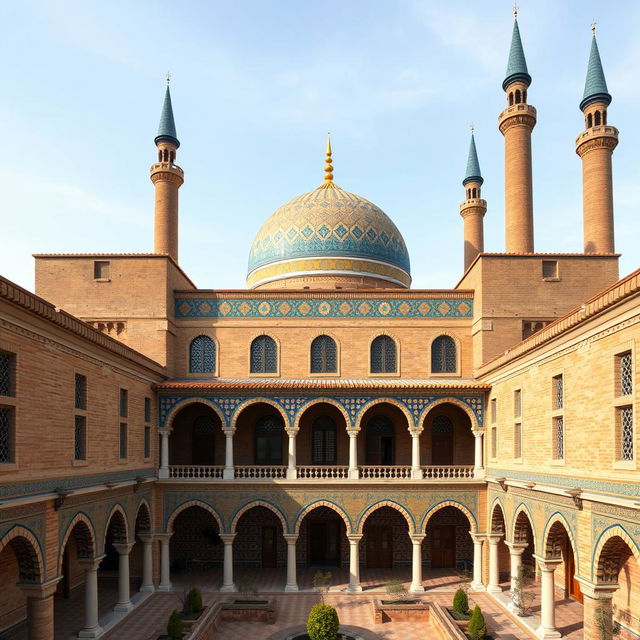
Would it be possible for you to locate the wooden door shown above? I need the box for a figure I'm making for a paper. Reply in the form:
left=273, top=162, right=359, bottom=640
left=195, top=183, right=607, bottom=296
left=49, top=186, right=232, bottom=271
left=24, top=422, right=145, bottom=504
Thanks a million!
left=262, top=526, right=277, bottom=568
left=431, top=525, right=455, bottom=568
left=366, top=526, right=393, bottom=568
left=309, top=521, right=340, bottom=567
left=566, top=546, right=583, bottom=603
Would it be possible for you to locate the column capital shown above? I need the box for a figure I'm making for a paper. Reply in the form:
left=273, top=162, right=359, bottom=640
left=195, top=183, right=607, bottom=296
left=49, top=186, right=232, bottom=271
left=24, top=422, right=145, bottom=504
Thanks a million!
left=506, top=541, right=528, bottom=554
left=575, top=576, right=619, bottom=600
left=285, top=428, right=299, bottom=437
left=472, top=428, right=485, bottom=438
left=347, top=534, right=363, bottom=543
left=138, top=533, right=155, bottom=544
left=160, top=428, right=172, bottom=437
left=154, top=532, right=173, bottom=543
left=112, top=541, right=135, bottom=555
left=410, top=428, right=423, bottom=437
left=347, top=428, right=360, bottom=436
left=486, top=533, right=503, bottom=544
left=223, top=428, right=236, bottom=436
left=283, top=534, right=298, bottom=543
left=410, top=534, right=425, bottom=544
left=470, top=532, right=487, bottom=544
left=219, top=533, right=236, bottom=543
left=17, top=576, right=63, bottom=599
left=533, top=555, right=563, bottom=572
left=78, top=555, right=106, bottom=571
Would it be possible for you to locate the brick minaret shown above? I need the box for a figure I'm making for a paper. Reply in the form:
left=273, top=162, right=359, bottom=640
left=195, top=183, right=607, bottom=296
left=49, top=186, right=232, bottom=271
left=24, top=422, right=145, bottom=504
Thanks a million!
left=460, top=131, right=486, bottom=271
left=499, top=13, right=536, bottom=253
left=576, top=27, right=618, bottom=254
left=151, top=80, right=184, bottom=261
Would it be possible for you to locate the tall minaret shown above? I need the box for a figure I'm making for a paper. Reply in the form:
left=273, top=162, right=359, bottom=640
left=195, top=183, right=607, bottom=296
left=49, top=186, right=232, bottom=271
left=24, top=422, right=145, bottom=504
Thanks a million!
left=460, top=130, right=486, bottom=271
left=575, top=25, right=618, bottom=254
left=151, top=77, right=184, bottom=261
left=499, top=9, right=536, bottom=253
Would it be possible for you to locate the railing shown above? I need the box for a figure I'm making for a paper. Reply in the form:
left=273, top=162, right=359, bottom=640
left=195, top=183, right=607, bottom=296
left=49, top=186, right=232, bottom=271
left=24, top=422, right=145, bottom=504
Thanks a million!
left=422, top=465, right=475, bottom=479
left=234, top=465, right=287, bottom=479
left=297, top=465, right=349, bottom=479
left=168, top=465, right=224, bottom=479
left=359, top=465, right=412, bottom=479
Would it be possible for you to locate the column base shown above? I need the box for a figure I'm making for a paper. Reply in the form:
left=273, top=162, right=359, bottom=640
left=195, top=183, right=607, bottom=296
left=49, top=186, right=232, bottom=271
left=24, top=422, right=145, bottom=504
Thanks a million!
left=158, top=468, right=169, bottom=480
left=411, top=468, right=423, bottom=480
left=536, top=627, right=561, bottom=639
left=348, top=468, right=359, bottom=480
left=410, top=584, right=425, bottom=593
left=139, top=584, right=155, bottom=593
left=347, top=584, right=362, bottom=593
left=487, top=584, right=503, bottom=594
left=114, top=601, right=134, bottom=612
left=223, top=468, right=235, bottom=480
left=220, top=584, right=236, bottom=593
left=285, top=584, right=299, bottom=592
left=157, top=583, right=172, bottom=592
left=470, top=581, right=485, bottom=592
left=78, top=626, right=104, bottom=639
left=286, top=468, right=297, bottom=480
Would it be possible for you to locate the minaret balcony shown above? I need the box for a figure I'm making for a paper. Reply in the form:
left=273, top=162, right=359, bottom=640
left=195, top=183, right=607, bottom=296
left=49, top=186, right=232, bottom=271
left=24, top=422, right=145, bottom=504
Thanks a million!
left=150, top=162, right=184, bottom=176
left=575, top=125, right=619, bottom=150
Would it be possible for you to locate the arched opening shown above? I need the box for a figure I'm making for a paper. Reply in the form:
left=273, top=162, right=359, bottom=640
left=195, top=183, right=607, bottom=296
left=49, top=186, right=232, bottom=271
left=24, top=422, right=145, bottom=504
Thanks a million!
left=370, top=335, right=397, bottom=374
left=97, top=510, right=129, bottom=611
left=169, top=403, right=223, bottom=467
left=491, top=504, right=511, bottom=585
left=603, top=109, right=607, bottom=125
left=421, top=404, right=474, bottom=467
left=296, top=403, right=348, bottom=467
left=310, top=335, right=337, bottom=374
left=594, top=110, right=602, bottom=126
left=129, top=503, right=151, bottom=593
left=431, top=335, right=457, bottom=374
left=170, top=505, right=222, bottom=587
left=362, top=506, right=410, bottom=570
left=424, top=506, right=473, bottom=573
left=234, top=402, right=286, bottom=466
left=234, top=506, right=286, bottom=575
left=358, top=403, right=411, bottom=466
left=250, top=335, right=278, bottom=374
left=545, top=520, right=581, bottom=603
left=472, top=187, right=477, bottom=198
left=509, top=91, right=514, bottom=106
left=515, top=89, right=522, bottom=104
left=523, top=89, right=527, bottom=102
left=514, top=510, right=536, bottom=578
left=587, top=112, right=593, bottom=128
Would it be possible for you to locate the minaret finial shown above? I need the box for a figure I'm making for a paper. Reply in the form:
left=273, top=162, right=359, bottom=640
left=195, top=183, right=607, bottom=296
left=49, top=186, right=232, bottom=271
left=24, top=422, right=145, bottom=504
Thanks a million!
left=321, top=132, right=334, bottom=187
left=165, top=71, right=171, bottom=85
left=513, top=3, right=518, bottom=19
left=591, top=20, right=597, bottom=36
left=470, top=122, right=475, bottom=134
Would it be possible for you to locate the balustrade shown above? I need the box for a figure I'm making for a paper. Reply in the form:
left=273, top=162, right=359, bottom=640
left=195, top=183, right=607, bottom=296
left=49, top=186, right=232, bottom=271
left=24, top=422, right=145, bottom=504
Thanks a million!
left=168, top=465, right=224, bottom=479
left=234, top=465, right=287, bottom=479
left=359, top=465, right=412, bottom=479
left=421, top=465, right=474, bottom=479
left=297, top=465, right=349, bottom=479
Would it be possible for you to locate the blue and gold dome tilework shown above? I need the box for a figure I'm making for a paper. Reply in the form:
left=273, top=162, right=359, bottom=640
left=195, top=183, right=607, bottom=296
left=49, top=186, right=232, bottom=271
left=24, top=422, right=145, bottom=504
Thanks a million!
left=247, top=183, right=411, bottom=288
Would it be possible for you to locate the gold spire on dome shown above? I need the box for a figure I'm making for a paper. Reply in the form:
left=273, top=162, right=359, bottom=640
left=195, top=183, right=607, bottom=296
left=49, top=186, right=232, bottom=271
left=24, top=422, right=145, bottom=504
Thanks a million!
left=319, top=132, right=337, bottom=189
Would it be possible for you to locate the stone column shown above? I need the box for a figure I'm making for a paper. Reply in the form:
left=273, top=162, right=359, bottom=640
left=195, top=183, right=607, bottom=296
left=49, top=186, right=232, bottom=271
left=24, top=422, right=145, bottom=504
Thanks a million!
left=138, top=534, right=155, bottom=592
left=78, top=555, right=105, bottom=638
left=223, top=429, right=235, bottom=479
left=159, top=430, right=170, bottom=479
left=578, top=579, right=619, bottom=640
left=411, top=431, right=423, bottom=480
left=219, top=533, right=236, bottom=592
left=18, top=578, right=61, bottom=640
left=286, top=430, right=297, bottom=480
left=347, top=535, right=362, bottom=592
left=113, top=542, right=135, bottom=612
left=410, top=535, right=425, bottom=593
left=473, top=430, right=484, bottom=479
left=469, top=533, right=485, bottom=591
left=487, top=533, right=503, bottom=593
left=348, top=431, right=359, bottom=479
left=506, top=541, right=528, bottom=613
left=284, top=534, right=298, bottom=592
left=535, top=556, right=562, bottom=639
left=157, top=533, right=173, bottom=592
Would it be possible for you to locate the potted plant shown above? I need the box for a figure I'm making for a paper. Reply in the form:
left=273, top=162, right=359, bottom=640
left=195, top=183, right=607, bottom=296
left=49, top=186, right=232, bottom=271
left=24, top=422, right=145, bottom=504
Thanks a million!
left=467, top=605, right=487, bottom=640
left=306, top=603, right=340, bottom=640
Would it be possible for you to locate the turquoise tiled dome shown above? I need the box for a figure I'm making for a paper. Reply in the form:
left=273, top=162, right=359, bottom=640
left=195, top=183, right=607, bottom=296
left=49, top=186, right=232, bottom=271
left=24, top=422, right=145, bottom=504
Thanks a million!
left=247, top=183, right=411, bottom=288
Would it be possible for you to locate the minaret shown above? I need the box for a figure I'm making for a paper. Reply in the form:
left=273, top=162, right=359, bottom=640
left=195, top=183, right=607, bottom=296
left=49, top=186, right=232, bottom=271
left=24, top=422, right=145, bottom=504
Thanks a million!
left=460, top=130, right=487, bottom=271
left=151, top=77, right=184, bottom=261
left=575, top=24, right=618, bottom=254
left=498, top=9, right=536, bottom=253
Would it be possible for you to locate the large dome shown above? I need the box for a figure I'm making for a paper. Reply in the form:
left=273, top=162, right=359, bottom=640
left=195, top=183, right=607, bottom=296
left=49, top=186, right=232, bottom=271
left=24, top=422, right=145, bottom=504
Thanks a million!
left=247, top=182, right=411, bottom=289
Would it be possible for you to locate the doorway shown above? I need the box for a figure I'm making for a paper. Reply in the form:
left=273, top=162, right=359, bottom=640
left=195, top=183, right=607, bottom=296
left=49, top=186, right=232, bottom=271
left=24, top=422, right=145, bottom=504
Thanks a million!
left=262, top=526, right=277, bottom=568
left=366, top=526, right=393, bottom=568
left=431, top=416, right=454, bottom=465
left=309, top=521, right=341, bottom=567
left=431, top=525, right=455, bottom=568
left=565, top=544, right=583, bottom=603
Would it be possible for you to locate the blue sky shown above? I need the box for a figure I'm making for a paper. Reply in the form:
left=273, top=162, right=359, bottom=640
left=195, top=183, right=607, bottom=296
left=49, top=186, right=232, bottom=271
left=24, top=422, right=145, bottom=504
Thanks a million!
left=2, top=1, right=639, bottom=291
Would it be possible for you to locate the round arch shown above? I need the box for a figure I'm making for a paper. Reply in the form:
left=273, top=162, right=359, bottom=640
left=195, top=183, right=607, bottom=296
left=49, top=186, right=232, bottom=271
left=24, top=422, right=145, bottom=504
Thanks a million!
left=427, top=332, right=462, bottom=376
left=164, top=397, right=228, bottom=431
left=293, top=398, right=351, bottom=430
left=58, top=512, right=97, bottom=573
left=354, top=398, right=414, bottom=431
left=230, top=397, right=290, bottom=430
left=418, top=397, right=479, bottom=431
left=294, top=500, right=353, bottom=535
left=592, top=525, right=640, bottom=582
left=230, top=500, right=288, bottom=534
left=166, top=500, right=225, bottom=534
left=0, top=525, right=44, bottom=583
left=134, top=499, right=152, bottom=534
left=421, top=500, right=477, bottom=534
left=103, top=504, right=130, bottom=547
left=357, top=500, right=415, bottom=535
left=512, top=504, right=538, bottom=552
left=542, top=513, right=579, bottom=568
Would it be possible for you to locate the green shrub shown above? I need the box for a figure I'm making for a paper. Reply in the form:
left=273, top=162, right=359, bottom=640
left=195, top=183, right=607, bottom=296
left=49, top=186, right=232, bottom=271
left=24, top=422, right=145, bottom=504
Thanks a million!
left=467, top=605, right=486, bottom=640
left=185, top=587, right=203, bottom=614
left=452, top=587, right=469, bottom=614
left=167, top=609, right=183, bottom=639
left=306, top=603, right=340, bottom=640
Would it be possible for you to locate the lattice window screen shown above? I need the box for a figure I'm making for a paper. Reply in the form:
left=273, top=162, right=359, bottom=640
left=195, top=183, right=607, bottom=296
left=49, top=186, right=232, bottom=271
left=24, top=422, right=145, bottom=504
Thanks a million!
left=431, top=336, right=456, bottom=373
left=370, top=336, right=397, bottom=374
left=311, top=336, right=337, bottom=373
left=251, top=336, right=277, bottom=374
left=190, top=336, right=216, bottom=374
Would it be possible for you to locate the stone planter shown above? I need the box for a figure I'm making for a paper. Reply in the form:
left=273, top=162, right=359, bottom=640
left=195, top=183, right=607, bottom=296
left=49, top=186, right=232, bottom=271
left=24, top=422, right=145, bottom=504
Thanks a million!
left=372, top=599, right=428, bottom=623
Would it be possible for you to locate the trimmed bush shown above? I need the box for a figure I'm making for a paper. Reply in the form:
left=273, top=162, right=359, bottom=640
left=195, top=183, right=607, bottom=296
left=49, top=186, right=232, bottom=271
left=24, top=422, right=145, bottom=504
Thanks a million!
left=452, top=588, right=469, bottom=614
left=306, top=603, right=340, bottom=640
left=185, top=587, right=203, bottom=614
left=467, top=605, right=487, bottom=640
left=167, top=609, right=183, bottom=639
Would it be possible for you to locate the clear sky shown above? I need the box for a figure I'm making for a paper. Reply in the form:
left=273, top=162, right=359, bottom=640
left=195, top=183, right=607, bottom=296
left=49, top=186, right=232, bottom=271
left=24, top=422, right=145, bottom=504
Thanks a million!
left=2, top=1, right=639, bottom=291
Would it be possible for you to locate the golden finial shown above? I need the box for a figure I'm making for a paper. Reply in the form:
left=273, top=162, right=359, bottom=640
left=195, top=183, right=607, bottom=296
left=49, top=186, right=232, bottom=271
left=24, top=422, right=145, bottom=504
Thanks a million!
left=165, top=71, right=171, bottom=85
left=591, top=20, right=597, bottom=36
left=513, top=3, right=518, bottom=19
left=321, top=132, right=334, bottom=187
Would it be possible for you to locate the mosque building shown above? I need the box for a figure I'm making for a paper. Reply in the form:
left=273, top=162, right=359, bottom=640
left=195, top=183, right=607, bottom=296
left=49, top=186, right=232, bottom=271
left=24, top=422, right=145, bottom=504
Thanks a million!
left=0, top=15, right=638, bottom=640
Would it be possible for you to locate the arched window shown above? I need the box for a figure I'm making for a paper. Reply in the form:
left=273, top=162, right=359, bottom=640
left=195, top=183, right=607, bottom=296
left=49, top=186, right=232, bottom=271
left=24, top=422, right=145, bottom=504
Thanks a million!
left=431, top=335, right=457, bottom=374
left=255, top=415, right=283, bottom=464
left=594, top=111, right=601, bottom=126
left=312, top=416, right=337, bottom=464
left=509, top=92, right=514, bottom=106
left=250, top=336, right=277, bottom=374
left=472, top=188, right=477, bottom=198
left=370, top=335, right=397, bottom=374
left=189, top=336, right=216, bottom=374
left=523, top=90, right=527, bottom=102
left=603, top=110, right=607, bottom=125
left=365, top=415, right=394, bottom=465
left=192, top=415, right=215, bottom=465
left=515, top=89, right=522, bottom=104
left=310, top=335, right=337, bottom=373
left=587, top=113, right=593, bottom=128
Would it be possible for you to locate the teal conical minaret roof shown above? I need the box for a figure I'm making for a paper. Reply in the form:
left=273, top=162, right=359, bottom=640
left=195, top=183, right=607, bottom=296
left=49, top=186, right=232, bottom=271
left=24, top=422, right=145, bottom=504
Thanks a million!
left=503, top=19, right=531, bottom=90
left=580, top=35, right=611, bottom=111
left=155, top=85, right=180, bottom=148
left=463, top=134, right=483, bottom=186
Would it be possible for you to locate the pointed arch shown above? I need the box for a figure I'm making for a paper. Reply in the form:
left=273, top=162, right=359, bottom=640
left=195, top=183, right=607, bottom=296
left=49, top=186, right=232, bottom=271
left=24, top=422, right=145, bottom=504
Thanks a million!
left=357, top=500, right=415, bottom=535
left=354, top=398, right=414, bottom=430
left=163, top=397, right=227, bottom=430
left=294, top=500, right=353, bottom=535
left=542, top=512, right=579, bottom=571
left=104, top=504, right=129, bottom=546
left=293, top=398, right=351, bottom=430
left=0, top=525, right=44, bottom=583
left=134, top=499, right=152, bottom=534
left=418, top=397, right=479, bottom=430
left=490, top=500, right=507, bottom=536
left=512, top=503, right=537, bottom=551
left=592, top=525, right=640, bottom=583
left=421, top=500, right=477, bottom=534
left=229, top=500, right=288, bottom=534
left=230, top=397, right=290, bottom=430
left=58, top=512, right=97, bottom=572
left=166, top=500, right=224, bottom=533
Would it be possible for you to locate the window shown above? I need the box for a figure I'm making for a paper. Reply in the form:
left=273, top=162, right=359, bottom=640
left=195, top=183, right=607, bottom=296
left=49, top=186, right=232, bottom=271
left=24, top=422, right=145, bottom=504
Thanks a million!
left=514, top=422, right=522, bottom=459
left=553, top=416, right=564, bottom=460
left=553, top=375, right=564, bottom=410
left=522, top=320, right=550, bottom=340
left=144, top=397, right=151, bottom=423
left=552, top=375, right=564, bottom=460
left=250, top=336, right=277, bottom=374
left=189, top=336, right=216, bottom=374
left=617, top=351, right=633, bottom=397
left=75, top=374, right=87, bottom=410
left=370, top=335, right=397, bottom=374
left=542, top=260, right=558, bottom=279
left=119, top=389, right=128, bottom=418
left=514, top=389, right=522, bottom=418
left=119, top=423, right=128, bottom=459
left=310, top=335, right=337, bottom=374
left=93, top=261, right=110, bottom=280
left=491, top=426, right=497, bottom=459
left=74, top=416, right=86, bottom=461
left=0, top=407, right=14, bottom=463
left=144, top=426, right=151, bottom=459
left=431, top=335, right=456, bottom=374
left=255, top=415, right=283, bottom=464
left=0, top=351, right=15, bottom=397
left=312, top=416, right=337, bottom=464
left=618, top=407, right=633, bottom=461
left=490, top=398, right=497, bottom=423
